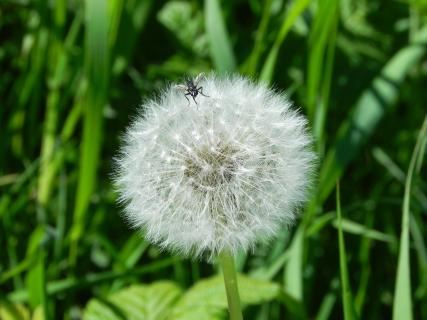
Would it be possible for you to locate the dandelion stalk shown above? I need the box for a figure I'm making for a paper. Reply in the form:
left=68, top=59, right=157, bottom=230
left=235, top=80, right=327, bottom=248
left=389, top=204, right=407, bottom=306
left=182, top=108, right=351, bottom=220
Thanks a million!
left=219, top=250, right=243, bottom=320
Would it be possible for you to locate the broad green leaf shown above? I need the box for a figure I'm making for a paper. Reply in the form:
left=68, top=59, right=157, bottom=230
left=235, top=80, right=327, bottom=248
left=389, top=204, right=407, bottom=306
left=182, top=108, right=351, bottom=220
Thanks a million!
left=170, top=274, right=280, bottom=319
left=170, top=306, right=225, bottom=320
left=0, top=301, right=30, bottom=320
left=83, top=282, right=182, bottom=320
left=204, top=0, right=236, bottom=72
left=393, top=115, right=427, bottom=320
left=31, top=306, right=44, bottom=320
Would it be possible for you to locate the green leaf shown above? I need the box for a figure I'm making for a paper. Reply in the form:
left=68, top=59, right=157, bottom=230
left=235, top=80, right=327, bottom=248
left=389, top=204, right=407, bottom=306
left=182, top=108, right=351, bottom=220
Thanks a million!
left=25, top=228, right=48, bottom=314
left=306, top=0, right=338, bottom=113
left=276, top=290, right=307, bottom=320
left=8, top=258, right=176, bottom=303
left=284, top=227, right=303, bottom=301
left=70, top=0, right=111, bottom=265
left=242, top=0, right=273, bottom=76
left=318, top=25, right=427, bottom=203
left=306, top=212, right=335, bottom=237
left=336, top=183, right=358, bottom=320
left=393, top=115, right=427, bottom=320
left=410, top=214, right=427, bottom=298
left=315, top=278, right=339, bottom=320
left=83, top=282, right=182, bottom=320
left=259, top=0, right=310, bottom=83
left=170, top=306, right=225, bottom=320
left=158, top=1, right=207, bottom=56
left=113, top=0, right=154, bottom=75
left=204, top=0, right=236, bottom=72
left=170, top=274, right=280, bottom=319
left=373, top=147, right=427, bottom=209
left=0, top=301, right=30, bottom=320
left=332, top=218, right=396, bottom=243
left=308, top=0, right=339, bottom=147
left=31, top=306, right=44, bottom=320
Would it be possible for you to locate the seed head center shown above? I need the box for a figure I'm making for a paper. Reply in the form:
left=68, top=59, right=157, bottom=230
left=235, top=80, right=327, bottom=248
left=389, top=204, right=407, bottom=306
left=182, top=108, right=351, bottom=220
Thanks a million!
left=184, top=143, right=239, bottom=190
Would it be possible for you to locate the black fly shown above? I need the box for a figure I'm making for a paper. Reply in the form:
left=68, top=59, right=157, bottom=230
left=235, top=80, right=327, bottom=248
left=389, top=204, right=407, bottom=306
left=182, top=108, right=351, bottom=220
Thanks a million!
left=175, top=73, right=209, bottom=106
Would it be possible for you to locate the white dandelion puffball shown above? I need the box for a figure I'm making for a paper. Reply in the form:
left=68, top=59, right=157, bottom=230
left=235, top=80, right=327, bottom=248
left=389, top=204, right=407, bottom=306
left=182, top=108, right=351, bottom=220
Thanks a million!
left=115, top=74, right=316, bottom=259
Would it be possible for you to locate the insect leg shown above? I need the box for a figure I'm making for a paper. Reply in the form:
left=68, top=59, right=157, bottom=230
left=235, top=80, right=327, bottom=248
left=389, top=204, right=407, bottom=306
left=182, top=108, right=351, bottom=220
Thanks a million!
left=192, top=94, right=198, bottom=105
left=198, top=87, right=209, bottom=97
left=184, top=93, right=191, bottom=106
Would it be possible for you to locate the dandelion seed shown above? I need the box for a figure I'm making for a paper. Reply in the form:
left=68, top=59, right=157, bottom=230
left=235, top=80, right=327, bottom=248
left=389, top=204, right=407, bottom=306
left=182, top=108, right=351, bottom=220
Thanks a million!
left=114, top=74, right=316, bottom=260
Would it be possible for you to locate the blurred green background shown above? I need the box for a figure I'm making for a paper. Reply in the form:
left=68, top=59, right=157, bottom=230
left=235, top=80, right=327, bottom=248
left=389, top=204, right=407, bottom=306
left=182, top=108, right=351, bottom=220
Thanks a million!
left=1, top=0, right=427, bottom=319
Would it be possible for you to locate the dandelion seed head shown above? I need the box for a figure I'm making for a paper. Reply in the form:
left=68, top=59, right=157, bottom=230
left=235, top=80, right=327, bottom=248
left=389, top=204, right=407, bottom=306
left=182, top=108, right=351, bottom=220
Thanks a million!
left=114, top=74, right=316, bottom=260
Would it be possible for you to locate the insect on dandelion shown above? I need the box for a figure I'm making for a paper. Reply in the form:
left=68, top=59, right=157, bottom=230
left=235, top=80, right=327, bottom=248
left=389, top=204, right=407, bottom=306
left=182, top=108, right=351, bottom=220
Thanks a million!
left=174, top=73, right=209, bottom=105
left=114, top=73, right=316, bottom=319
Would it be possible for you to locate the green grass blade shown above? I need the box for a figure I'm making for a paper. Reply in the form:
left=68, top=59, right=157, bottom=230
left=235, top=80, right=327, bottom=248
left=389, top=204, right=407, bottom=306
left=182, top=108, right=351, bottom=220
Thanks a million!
left=54, top=0, right=66, bottom=29
left=107, top=0, right=124, bottom=48
left=37, top=47, right=63, bottom=207
left=242, top=0, right=273, bottom=76
left=409, top=215, right=427, bottom=300
left=393, top=114, right=427, bottom=320
left=306, top=0, right=338, bottom=123
left=336, top=182, right=358, bottom=320
left=0, top=256, right=35, bottom=284
left=311, top=0, right=339, bottom=149
left=354, top=213, right=374, bottom=315
left=69, top=0, right=110, bottom=265
left=110, top=234, right=150, bottom=291
left=332, top=218, right=396, bottom=243
left=276, top=290, right=306, bottom=319
left=284, top=227, right=303, bottom=301
left=204, top=0, right=236, bottom=72
left=260, top=0, right=310, bottom=83
left=25, top=227, right=49, bottom=319
left=113, top=0, right=154, bottom=75
left=38, top=10, right=82, bottom=227
left=315, top=278, right=339, bottom=320
left=373, top=147, right=427, bottom=210
left=318, top=25, right=427, bottom=203
left=250, top=250, right=291, bottom=281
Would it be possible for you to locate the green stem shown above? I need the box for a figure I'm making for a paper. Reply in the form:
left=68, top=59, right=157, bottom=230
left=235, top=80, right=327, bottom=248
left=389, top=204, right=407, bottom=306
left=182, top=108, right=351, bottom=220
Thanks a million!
left=219, top=250, right=243, bottom=320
